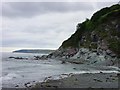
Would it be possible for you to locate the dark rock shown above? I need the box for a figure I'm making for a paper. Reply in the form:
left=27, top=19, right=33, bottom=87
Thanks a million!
left=87, top=56, right=91, bottom=59
left=15, top=85, right=19, bottom=87
left=26, top=82, right=31, bottom=85
left=53, top=85, right=58, bottom=88
left=112, top=78, right=115, bottom=80
left=61, top=61, right=66, bottom=64
left=75, top=78, right=78, bottom=81
left=34, top=56, right=41, bottom=60
left=73, top=67, right=77, bottom=70
left=93, top=61, right=97, bottom=63
left=70, top=61, right=83, bottom=64
left=92, top=34, right=99, bottom=42
left=110, top=75, right=113, bottom=77
left=93, top=78, right=102, bottom=82
left=24, top=82, right=31, bottom=88
left=24, top=83, right=27, bottom=87
left=15, top=57, right=23, bottom=59
left=9, top=56, right=28, bottom=60
left=96, top=52, right=100, bottom=55
left=46, top=85, right=51, bottom=87
left=9, top=57, right=15, bottom=58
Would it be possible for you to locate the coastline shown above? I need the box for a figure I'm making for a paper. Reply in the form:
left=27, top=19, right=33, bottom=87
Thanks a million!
left=32, top=72, right=119, bottom=89
left=2, top=52, right=120, bottom=89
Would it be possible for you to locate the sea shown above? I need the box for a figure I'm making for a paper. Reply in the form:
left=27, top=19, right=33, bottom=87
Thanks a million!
left=1, top=52, right=120, bottom=88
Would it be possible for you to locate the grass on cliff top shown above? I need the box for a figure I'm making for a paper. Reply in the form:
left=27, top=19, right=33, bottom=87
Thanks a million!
left=61, top=4, right=120, bottom=49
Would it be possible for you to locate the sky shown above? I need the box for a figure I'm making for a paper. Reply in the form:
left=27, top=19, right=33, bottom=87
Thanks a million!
left=1, top=0, right=120, bottom=52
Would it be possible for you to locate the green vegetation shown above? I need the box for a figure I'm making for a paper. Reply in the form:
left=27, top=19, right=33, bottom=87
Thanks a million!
left=108, top=38, right=120, bottom=55
left=60, top=4, right=120, bottom=56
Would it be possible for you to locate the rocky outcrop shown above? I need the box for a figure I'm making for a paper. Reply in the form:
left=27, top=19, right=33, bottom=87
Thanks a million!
left=47, top=47, right=78, bottom=59
left=9, top=56, right=28, bottom=60
left=48, top=4, right=120, bottom=62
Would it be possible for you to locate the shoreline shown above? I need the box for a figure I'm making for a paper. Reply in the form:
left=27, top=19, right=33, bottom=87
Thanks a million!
left=2, top=70, right=119, bottom=89
left=2, top=52, right=120, bottom=89
left=31, top=72, right=119, bottom=89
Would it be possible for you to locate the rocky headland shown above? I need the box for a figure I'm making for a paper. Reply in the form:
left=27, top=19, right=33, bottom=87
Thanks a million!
left=45, top=4, right=120, bottom=67
left=30, top=4, right=120, bottom=89
left=7, top=4, right=120, bottom=89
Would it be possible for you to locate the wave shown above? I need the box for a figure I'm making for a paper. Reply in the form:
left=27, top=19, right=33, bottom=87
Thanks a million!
left=1, top=73, right=22, bottom=81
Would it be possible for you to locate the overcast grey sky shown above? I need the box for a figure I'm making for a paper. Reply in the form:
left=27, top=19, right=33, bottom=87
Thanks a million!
left=1, top=1, right=119, bottom=51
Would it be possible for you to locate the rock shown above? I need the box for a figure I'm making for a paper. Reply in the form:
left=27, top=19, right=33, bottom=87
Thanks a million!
left=93, top=61, right=97, bottom=63
left=73, top=67, right=77, bottom=70
left=110, top=75, right=113, bottom=77
left=96, top=52, right=100, bottom=55
left=34, top=56, right=41, bottom=60
left=75, top=78, right=78, bottom=81
left=24, top=83, right=27, bottom=87
left=9, top=56, right=15, bottom=58
left=106, top=49, right=112, bottom=55
left=24, top=82, right=32, bottom=88
left=92, top=34, right=98, bottom=42
left=110, top=53, right=116, bottom=58
left=52, top=85, right=58, bottom=88
left=9, top=56, right=28, bottom=60
left=69, top=61, right=83, bottom=64
left=61, top=61, right=66, bottom=64
left=15, top=85, right=19, bottom=87
left=87, top=56, right=91, bottom=59
left=93, top=79, right=102, bottom=82
left=91, top=49, right=97, bottom=52
left=112, top=78, right=115, bottom=80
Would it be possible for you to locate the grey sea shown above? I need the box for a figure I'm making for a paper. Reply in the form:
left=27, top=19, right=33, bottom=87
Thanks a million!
left=1, top=52, right=119, bottom=88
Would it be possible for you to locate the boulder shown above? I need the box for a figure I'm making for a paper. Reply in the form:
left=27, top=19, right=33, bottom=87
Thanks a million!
left=110, top=53, right=116, bottom=58
left=61, top=61, right=66, bottom=64
left=106, top=49, right=112, bottom=55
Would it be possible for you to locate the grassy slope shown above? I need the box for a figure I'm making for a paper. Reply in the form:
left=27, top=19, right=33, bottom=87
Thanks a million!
left=60, top=4, right=120, bottom=56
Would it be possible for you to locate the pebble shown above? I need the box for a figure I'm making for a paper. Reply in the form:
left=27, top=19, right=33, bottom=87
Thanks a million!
left=73, top=68, right=77, bottom=70
left=15, top=85, right=19, bottom=87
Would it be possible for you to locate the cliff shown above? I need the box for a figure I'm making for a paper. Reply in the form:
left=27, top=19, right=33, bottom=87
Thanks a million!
left=48, top=4, right=120, bottom=60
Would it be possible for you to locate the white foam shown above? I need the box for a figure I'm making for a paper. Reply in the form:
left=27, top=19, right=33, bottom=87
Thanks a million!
left=2, top=73, right=21, bottom=81
left=72, top=70, right=119, bottom=75
left=43, top=70, right=119, bottom=83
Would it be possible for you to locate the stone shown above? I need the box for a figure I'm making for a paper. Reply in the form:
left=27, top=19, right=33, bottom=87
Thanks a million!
left=110, top=53, right=116, bottom=58
left=73, top=67, right=77, bottom=70
left=91, top=49, right=97, bottom=52
left=61, top=61, right=66, bottom=64
left=106, top=49, right=112, bottom=55
left=15, top=85, right=19, bottom=87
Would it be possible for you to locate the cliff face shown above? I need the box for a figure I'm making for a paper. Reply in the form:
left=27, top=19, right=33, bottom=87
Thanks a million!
left=48, top=4, right=120, bottom=59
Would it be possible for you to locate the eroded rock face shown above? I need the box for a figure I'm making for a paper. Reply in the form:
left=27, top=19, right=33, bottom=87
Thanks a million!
left=48, top=47, right=78, bottom=59
left=46, top=4, right=120, bottom=64
left=69, top=48, right=118, bottom=66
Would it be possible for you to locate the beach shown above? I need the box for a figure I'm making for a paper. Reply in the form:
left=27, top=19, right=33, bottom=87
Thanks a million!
left=32, top=73, right=119, bottom=89
left=1, top=52, right=120, bottom=89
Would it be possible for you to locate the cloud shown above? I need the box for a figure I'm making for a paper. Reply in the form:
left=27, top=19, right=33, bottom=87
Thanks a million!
left=2, top=1, right=119, bottom=51
left=2, top=2, right=95, bottom=18
left=2, top=11, right=93, bottom=48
